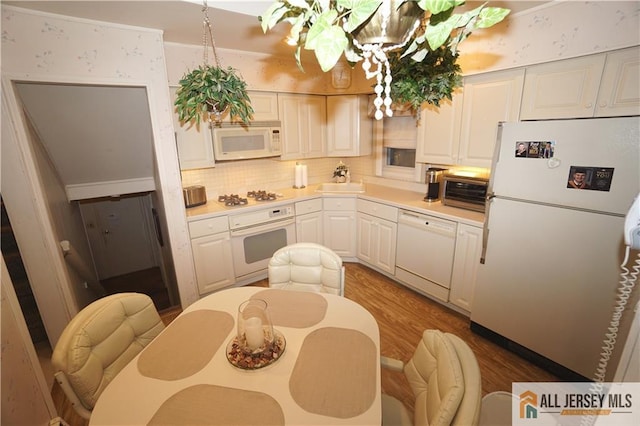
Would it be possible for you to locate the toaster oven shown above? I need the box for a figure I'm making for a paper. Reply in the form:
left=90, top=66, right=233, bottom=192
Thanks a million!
left=441, top=176, right=488, bottom=212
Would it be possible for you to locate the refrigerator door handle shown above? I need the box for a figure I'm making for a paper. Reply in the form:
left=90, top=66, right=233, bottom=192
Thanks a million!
left=480, top=193, right=495, bottom=264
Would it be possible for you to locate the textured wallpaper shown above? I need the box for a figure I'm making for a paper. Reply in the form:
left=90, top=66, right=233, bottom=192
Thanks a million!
left=458, top=1, right=640, bottom=74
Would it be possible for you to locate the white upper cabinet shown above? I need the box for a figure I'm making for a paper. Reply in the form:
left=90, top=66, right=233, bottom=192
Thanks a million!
left=595, top=46, right=640, bottom=117
left=415, top=90, right=463, bottom=165
left=417, top=69, right=523, bottom=168
left=520, top=47, right=640, bottom=120
left=278, top=94, right=327, bottom=160
left=326, top=95, right=373, bottom=157
left=458, top=69, right=524, bottom=168
left=170, top=87, right=215, bottom=170
left=520, top=54, right=606, bottom=119
left=219, top=91, right=279, bottom=123
left=247, top=91, right=279, bottom=122
left=457, top=69, right=524, bottom=168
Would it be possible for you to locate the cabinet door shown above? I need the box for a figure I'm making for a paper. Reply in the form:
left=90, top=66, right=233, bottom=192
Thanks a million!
left=306, top=96, right=327, bottom=158
left=416, top=91, right=462, bottom=164
left=323, top=211, right=356, bottom=257
left=219, top=91, right=279, bottom=123
left=356, top=213, right=376, bottom=265
left=296, top=211, right=323, bottom=244
left=357, top=212, right=397, bottom=274
left=278, top=94, right=326, bottom=160
left=520, top=54, right=606, bottom=120
left=458, top=69, right=524, bottom=168
left=375, top=218, right=397, bottom=274
left=191, top=232, right=235, bottom=295
left=170, top=87, right=215, bottom=170
left=596, top=47, right=640, bottom=117
left=327, top=95, right=372, bottom=157
left=449, top=224, right=483, bottom=313
left=248, top=91, right=279, bottom=121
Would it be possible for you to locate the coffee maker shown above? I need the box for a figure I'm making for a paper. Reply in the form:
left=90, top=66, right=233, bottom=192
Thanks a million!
left=424, top=168, right=447, bottom=202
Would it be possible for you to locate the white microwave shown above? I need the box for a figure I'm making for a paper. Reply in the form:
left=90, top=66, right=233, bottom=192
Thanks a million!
left=211, top=122, right=281, bottom=161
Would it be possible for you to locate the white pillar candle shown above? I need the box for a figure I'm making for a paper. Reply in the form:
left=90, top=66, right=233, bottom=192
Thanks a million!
left=244, top=316, right=264, bottom=350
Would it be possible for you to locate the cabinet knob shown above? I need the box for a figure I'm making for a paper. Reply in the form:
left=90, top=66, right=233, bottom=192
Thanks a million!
left=585, top=102, right=593, bottom=108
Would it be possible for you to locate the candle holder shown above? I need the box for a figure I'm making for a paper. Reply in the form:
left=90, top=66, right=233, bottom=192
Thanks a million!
left=238, top=299, right=272, bottom=351
left=227, top=299, right=286, bottom=369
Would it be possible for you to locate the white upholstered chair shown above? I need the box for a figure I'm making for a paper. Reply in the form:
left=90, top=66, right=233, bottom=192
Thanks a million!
left=51, top=292, right=165, bottom=419
left=268, top=242, right=345, bottom=296
left=381, top=329, right=483, bottom=426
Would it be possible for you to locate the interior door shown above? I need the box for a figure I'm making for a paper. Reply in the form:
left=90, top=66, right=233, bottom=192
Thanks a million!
left=81, top=195, right=157, bottom=279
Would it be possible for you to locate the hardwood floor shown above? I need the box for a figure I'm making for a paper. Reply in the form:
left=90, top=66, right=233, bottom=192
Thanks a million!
left=100, top=267, right=172, bottom=311
left=52, top=262, right=558, bottom=425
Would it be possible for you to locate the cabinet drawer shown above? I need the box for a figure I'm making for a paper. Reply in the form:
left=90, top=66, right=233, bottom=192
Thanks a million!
left=323, top=197, right=357, bottom=211
left=188, top=216, right=229, bottom=238
left=357, top=199, right=398, bottom=222
left=295, top=198, right=323, bottom=215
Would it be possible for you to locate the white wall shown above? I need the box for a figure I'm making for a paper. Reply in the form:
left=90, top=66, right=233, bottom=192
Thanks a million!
left=1, top=6, right=200, bottom=341
left=1, top=258, right=57, bottom=425
left=458, top=1, right=640, bottom=74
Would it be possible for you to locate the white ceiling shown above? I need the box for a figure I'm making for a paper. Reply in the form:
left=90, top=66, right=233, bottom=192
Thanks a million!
left=4, top=1, right=550, bottom=58
left=15, top=83, right=156, bottom=197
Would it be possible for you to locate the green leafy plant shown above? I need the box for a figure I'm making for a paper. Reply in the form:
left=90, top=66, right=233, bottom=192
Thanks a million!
left=388, top=45, right=462, bottom=113
left=175, top=65, right=254, bottom=125
left=260, top=0, right=509, bottom=116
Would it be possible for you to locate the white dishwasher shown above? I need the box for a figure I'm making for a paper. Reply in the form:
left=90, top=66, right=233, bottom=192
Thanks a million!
left=395, top=210, right=457, bottom=301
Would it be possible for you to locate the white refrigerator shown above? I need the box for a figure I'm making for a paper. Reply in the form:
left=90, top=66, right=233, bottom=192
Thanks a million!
left=470, top=116, right=639, bottom=380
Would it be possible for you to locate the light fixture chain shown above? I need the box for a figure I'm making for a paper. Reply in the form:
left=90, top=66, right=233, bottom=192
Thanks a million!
left=202, top=0, right=222, bottom=68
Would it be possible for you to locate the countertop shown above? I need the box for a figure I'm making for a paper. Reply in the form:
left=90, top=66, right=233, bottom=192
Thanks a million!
left=184, top=183, right=485, bottom=227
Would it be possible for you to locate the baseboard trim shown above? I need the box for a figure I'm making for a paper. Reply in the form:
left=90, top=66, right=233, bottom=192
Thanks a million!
left=470, top=321, right=589, bottom=382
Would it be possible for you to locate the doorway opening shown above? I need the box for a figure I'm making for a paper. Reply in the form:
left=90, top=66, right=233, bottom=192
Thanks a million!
left=79, top=192, right=174, bottom=311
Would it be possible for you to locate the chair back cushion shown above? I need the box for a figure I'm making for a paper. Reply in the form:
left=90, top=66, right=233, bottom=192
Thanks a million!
left=268, top=243, right=343, bottom=295
left=51, top=293, right=165, bottom=411
left=446, top=333, right=482, bottom=426
left=403, top=330, right=465, bottom=426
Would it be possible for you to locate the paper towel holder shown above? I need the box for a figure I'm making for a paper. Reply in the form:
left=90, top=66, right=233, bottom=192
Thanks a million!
left=293, top=163, right=307, bottom=189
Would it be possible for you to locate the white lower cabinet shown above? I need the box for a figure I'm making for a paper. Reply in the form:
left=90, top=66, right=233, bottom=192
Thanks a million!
left=323, top=198, right=356, bottom=257
left=188, top=216, right=235, bottom=295
left=295, top=199, right=323, bottom=244
left=356, top=199, right=397, bottom=274
left=449, top=224, right=483, bottom=313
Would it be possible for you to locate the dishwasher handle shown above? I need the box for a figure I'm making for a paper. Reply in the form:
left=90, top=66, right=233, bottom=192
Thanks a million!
left=398, top=211, right=456, bottom=238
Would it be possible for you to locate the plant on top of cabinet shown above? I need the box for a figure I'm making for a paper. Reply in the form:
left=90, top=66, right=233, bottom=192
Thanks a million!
left=259, top=0, right=509, bottom=120
left=175, top=1, right=253, bottom=125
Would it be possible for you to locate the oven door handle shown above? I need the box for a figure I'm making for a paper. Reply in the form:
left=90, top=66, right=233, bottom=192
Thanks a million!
left=229, top=217, right=295, bottom=237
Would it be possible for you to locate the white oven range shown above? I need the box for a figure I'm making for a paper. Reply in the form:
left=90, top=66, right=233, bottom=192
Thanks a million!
left=228, top=204, right=295, bottom=280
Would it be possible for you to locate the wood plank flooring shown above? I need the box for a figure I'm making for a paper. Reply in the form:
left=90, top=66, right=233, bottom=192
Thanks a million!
left=51, top=262, right=558, bottom=425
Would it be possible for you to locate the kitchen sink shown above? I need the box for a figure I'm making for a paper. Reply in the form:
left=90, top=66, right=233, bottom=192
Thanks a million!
left=315, top=182, right=365, bottom=193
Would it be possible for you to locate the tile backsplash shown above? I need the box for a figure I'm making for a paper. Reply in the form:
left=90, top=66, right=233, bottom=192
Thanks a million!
left=181, top=156, right=374, bottom=198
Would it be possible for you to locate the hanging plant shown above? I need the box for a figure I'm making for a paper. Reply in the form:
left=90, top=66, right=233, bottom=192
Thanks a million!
left=175, top=1, right=253, bottom=125
left=260, top=0, right=509, bottom=119
left=175, top=65, right=253, bottom=125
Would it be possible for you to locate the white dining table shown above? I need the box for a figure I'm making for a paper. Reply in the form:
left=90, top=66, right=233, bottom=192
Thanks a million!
left=90, top=287, right=381, bottom=425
